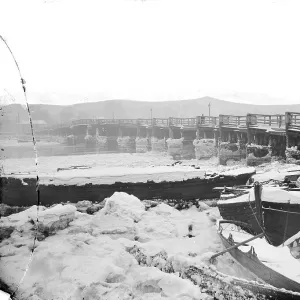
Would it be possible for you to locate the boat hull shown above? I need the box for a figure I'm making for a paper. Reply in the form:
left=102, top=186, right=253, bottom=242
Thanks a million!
left=0, top=171, right=253, bottom=207
left=218, top=199, right=300, bottom=247
left=218, top=228, right=300, bottom=296
left=217, top=200, right=263, bottom=235
left=263, top=201, right=300, bottom=246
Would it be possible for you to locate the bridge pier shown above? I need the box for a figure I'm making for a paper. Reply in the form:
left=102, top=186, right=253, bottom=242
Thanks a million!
left=193, top=116, right=218, bottom=160
left=246, top=114, right=285, bottom=166
left=84, top=124, right=96, bottom=148
left=94, top=124, right=108, bottom=151
left=166, top=117, right=197, bottom=160
left=117, top=124, right=137, bottom=153
left=285, top=112, right=300, bottom=164
left=150, top=119, right=168, bottom=152
left=135, top=123, right=150, bottom=153
left=135, top=119, right=152, bottom=152
left=218, top=115, right=247, bottom=165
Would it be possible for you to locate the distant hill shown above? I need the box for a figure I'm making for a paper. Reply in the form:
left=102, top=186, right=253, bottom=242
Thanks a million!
left=1, top=97, right=300, bottom=128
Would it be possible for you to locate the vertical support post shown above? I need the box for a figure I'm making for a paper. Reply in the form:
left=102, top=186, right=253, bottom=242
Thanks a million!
left=168, top=117, right=174, bottom=139
left=214, top=130, right=218, bottom=147
left=246, top=114, right=252, bottom=145
left=285, top=112, right=290, bottom=149
left=136, top=119, right=141, bottom=138
left=219, top=115, right=223, bottom=142
left=268, top=134, right=272, bottom=146
left=152, top=118, right=157, bottom=138
left=196, top=116, right=201, bottom=140
left=118, top=125, right=123, bottom=138
left=168, top=128, right=174, bottom=139
left=203, top=130, right=207, bottom=139
left=196, top=128, right=200, bottom=139
left=254, top=182, right=263, bottom=229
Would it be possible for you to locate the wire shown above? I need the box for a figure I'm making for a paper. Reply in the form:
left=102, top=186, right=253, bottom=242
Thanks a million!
left=0, top=35, right=41, bottom=298
left=247, top=191, right=272, bottom=245
left=282, top=200, right=291, bottom=246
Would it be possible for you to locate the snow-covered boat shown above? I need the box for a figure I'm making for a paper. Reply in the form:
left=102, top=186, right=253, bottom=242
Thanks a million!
left=214, top=219, right=300, bottom=297
left=217, top=183, right=300, bottom=246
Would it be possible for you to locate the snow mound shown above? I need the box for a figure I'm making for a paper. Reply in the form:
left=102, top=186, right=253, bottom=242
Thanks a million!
left=132, top=267, right=204, bottom=299
left=102, top=192, right=146, bottom=222
left=0, top=205, right=47, bottom=228
left=0, top=192, right=259, bottom=299
left=0, top=290, right=10, bottom=300
left=150, top=203, right=182, bottom=217
left=197, top=202, right=210, bottom=212
left=38, top=204, right=77, bottom=221
left=91, top=215, right=136, bottom=240
left=135, top=213, right=179, bottom=242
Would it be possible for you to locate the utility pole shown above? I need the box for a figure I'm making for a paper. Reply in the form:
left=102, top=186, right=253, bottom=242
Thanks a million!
left=208, top=102, right=211, bottom=118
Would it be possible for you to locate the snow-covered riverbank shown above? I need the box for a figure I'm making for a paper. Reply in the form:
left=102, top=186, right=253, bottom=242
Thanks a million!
left=0, top=192, right=260, bottom=300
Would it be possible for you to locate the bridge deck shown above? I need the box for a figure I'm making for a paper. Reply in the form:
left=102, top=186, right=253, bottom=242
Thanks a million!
left=32, top=112, right=300, bottom=135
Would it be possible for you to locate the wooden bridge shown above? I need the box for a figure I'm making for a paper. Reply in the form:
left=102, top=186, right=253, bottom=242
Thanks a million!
left=28, top=112, right=300, bottom=165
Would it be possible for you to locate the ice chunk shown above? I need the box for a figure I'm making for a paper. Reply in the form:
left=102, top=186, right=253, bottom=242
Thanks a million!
left=102, top=192, right=145, bottom=222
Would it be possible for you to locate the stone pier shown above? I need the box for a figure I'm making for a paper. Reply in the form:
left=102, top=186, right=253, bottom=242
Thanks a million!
left=246, top=114, right=285, bottom=166
left=117, top=120, right=138, bottom=153
left=150, top=118, right=169, bottom=152
left=167, top=117, right=197, bottom=159
left=285, top=112, right=300, bottom=164
left=218, top=115, right=247, bottom=165
left=194, top=116, right=218, bottom=159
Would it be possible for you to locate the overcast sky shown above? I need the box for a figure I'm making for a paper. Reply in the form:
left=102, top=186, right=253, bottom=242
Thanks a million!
left=0, top=0, right=300, bottom=105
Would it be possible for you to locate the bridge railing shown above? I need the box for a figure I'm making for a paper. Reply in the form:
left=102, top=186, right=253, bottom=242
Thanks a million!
left=170, top=117, right=197, bottom=127
left=138, top=119, right=152, bottom=126
left=153, top=118, right=169, bottom=126
left=95, top=119, right=118, bottom=125
left=71, top=119, right=97, bottom=126
left=286, top=112, right=300, bottom=132
left=118, top=119, right=139, bottom=125
left=247, top=114, right=285, bottom=128
left=198, top=116, right=219, bottom=126
left=219, top=115, right=247, bottom=127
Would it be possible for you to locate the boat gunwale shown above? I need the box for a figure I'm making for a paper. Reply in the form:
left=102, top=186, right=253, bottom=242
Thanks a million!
left=217, top=220, right=300, bottom=296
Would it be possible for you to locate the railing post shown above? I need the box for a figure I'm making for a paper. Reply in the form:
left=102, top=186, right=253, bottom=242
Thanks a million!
left=279, top=115, right=282, bottom=128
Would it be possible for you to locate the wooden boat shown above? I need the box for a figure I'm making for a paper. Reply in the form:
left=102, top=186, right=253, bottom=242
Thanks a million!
left=217, top=182, right=300, bottom=246
left=214, top=219, right=300, bottom=298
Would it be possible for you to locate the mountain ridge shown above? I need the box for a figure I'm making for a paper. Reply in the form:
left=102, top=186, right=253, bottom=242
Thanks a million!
left=1, top=97, right=299, bottom=126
